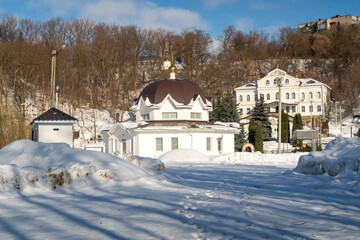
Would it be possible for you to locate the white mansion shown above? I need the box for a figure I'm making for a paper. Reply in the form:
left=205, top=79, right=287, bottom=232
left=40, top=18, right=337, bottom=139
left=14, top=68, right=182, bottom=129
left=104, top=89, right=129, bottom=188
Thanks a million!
left=235, top=67, right=331, bottom=126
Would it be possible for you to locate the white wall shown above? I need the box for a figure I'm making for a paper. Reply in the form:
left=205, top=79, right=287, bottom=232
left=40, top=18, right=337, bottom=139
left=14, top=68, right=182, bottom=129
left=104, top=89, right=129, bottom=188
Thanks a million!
left=35, top=123, right=74, bottom=146
left=135, top=131, right=235, bottom=158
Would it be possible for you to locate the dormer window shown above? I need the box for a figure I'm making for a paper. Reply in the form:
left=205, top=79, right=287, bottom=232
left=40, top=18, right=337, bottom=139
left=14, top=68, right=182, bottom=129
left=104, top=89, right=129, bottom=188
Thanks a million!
left=307, top=80, right=315, bottom=84
left=162, top=112, right=177, bottom=119
left=141, top=114, right=149, bottom=120
left=191, top=112, right=202, bottom=120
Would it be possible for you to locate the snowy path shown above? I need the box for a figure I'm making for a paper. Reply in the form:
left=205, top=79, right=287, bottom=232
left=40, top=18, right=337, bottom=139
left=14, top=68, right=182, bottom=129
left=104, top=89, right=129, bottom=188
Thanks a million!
left=0, top=163, right=359, bottom=239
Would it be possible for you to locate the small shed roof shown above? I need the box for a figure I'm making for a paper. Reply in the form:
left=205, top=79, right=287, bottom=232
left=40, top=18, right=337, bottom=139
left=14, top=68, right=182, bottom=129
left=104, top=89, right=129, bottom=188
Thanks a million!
left=30, top=108, right=77, bottom=126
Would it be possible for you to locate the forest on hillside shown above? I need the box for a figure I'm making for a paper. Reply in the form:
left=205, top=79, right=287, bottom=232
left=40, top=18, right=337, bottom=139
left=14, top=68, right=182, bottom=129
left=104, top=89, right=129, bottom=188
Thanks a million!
left=0, top=14, right=360, bottom=147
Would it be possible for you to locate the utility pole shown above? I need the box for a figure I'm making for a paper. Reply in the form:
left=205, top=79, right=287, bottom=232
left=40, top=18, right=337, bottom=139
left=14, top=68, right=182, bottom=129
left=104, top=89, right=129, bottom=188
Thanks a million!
left=277, top=77, right=283, bottom=154
left=50, top=45, right=66, bottom=108
left=335, top=101, right=338, bottom=128
left=340, top=104, right=342, bottom=136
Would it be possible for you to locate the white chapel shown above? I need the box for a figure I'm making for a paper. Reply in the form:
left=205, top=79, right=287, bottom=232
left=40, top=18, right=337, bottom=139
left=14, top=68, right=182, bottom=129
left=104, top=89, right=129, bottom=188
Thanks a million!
left=101, top=50, right=239, bottom=158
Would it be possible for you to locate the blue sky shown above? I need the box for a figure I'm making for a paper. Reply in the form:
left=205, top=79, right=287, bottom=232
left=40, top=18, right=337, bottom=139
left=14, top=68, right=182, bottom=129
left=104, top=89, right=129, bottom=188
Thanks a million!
left=1, top=0, right=359, bottom=38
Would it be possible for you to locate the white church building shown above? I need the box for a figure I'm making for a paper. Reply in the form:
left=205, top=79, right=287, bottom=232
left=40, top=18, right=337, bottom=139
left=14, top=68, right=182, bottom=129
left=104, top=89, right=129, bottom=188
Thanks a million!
left=102, top=57, right=239, bottom=158
left=235, top=67, right=331, bottom=129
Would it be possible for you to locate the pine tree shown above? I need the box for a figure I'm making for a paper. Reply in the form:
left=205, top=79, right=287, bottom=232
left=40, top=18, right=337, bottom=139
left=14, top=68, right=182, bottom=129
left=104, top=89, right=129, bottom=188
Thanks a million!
left=209, top=93, right=239, bottom=123
left=252, top=96, right=272, bottom=140
left=254, top=124, right=263, bottom=152
left=292, top=113, right=303, bottom=147
left=248, top=118, right=256, bottom=145
left=235, top=125, right=247, bottom=151
left=281, top=110, right=290, bottom=143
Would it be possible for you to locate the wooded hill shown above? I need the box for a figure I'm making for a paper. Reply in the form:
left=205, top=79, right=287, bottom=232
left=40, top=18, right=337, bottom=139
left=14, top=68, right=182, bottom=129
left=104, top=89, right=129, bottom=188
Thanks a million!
left=0, top=14, right=359, bottom=147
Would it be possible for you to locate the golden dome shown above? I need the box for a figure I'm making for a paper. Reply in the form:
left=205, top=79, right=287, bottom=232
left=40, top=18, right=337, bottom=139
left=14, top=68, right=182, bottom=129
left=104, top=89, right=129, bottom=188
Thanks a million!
left=169, top=64, right=176, bottom=73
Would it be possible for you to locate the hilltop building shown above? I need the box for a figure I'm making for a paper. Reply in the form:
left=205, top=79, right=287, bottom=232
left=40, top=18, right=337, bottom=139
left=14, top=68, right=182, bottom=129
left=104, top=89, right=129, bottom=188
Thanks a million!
left=299, top=14, right=360, bottom=32
left=101, top=43, right=239, bottom=158
left=235, top=67, right=331, bottom=134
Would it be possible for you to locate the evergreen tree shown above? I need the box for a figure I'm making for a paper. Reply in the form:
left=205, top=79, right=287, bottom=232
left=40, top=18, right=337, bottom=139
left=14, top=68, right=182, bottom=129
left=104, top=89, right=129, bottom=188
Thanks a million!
left=252, top=96, right=272, bottom=140
left=281, top=110, right=290, bottom=143
left=292, top=113, right=303, bottom=147
left=209, top=93, right=239, bottom=123
left=254, top=124, right=263, bottom=152
left=210, top=93, right=242, bottom=151
left=248, top=118, right=256, bottom=145
left=235, top=125, right=247, bottom=151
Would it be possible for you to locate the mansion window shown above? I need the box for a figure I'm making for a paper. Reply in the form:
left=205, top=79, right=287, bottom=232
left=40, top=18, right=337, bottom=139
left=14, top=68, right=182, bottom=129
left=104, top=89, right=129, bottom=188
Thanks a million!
left=267, top=94, right=270, bottom=100
left=292, top=92, right=295, bottom=99
left=309, top=106, right=313, bottom=112
left=239, top=95, right=243, bottom=102
left=292, top=106, right=296, bottom=112
left=266, top=80, right=270, bottom=85
left=239, top=108, right=243, bottom=115
left=206, top=137, right=212, bottom=151
left=264, top=107, right=270, bottom=113
left=162, top=112, right=177, bottom=119
left=317, top=92, right=321, bottom=98
left=286, top=106, right=290, bottom=113
left=247, top=95, right=250, bottom=101
left=285, top=79, right=289, bottom=84
left=191, top=112, right=202, bottom=120
left=309, top=92, right=313, bottom=99
left=273, top=79, right=277, bottom=84
left=171, top=138, right=178, bottom=150
left=301, top=92, right=305, bottom=99
left=286, top=93, right=289, bottom=99
left=276, top=92, right=279, bottom=100
left=247, top=108, right=250, bottom=114
left=141, top=114, right=149, bottom=120
left=317, top=105, right=321, bottom=112
left=156, top=138, right=163, bottom=152
left=260, top=94, right=264, bottom=100
left=302, top=106, right=305, bottom=112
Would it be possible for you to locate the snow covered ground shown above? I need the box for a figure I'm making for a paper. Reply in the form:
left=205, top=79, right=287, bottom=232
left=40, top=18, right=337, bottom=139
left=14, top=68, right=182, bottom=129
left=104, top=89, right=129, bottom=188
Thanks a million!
left=0, top=140, right=359, bottom=239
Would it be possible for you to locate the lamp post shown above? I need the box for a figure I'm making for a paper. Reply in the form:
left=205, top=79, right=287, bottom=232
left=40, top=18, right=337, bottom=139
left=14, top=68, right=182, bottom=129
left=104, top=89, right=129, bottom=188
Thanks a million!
left=50, top=44, right=66, bottom=108
left=276, top=77, right=283, bottom=154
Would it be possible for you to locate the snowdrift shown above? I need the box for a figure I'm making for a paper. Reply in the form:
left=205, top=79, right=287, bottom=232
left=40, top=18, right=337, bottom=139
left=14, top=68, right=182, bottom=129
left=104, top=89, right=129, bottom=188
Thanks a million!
left=0, top=140, right=164, bottom=192
left=295, top=137, right=360, bottom=176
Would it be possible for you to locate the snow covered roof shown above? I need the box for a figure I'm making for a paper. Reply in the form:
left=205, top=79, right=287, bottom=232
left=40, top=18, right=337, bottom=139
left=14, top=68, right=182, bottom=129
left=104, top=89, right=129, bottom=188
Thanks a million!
left=30, top=108, right=77, bottom=125
left=299, top=78, right=331, bottom=89
left=106, top=120, right=240, bottom=134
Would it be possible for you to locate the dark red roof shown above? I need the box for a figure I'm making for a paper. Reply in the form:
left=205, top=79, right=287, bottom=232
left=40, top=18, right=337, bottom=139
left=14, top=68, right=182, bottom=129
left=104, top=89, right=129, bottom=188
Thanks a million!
left=30, top=108, right=77, bottom=125
left=139, top=78, right=207, bottom=105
